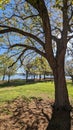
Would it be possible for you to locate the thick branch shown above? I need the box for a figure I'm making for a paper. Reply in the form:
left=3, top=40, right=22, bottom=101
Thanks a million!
left=26, top=0, right=56, bottom=69
left=14, top=14, right=39, bottom=20
left=62, top=0, right=68, bottom=45
left=52, top=27, right=62, bottom=34
left=67, top=34, right=73, bottom=42
left=9, top=48, right=27, bottom=68
left=0, top=25, right=45, bottom=48
left=0, top=14, right=38, bottom=24
left=52, top=35, right=59, bottom=42
left=68, top=4, right=73, bottom=22
left=10, top=43, right=46, bottom=57
left=26, top=0, right=51, bottom=38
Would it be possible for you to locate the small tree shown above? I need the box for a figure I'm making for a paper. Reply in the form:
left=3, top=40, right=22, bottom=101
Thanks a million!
left=30, top=57, right=52, bottom=80
left=6, top=64, right=17, bottom=83
left=0, top=54, right=17, bottom=82
left=65, top=59, right=73, bottom=84
left=0, top=54, right=8, bottom=81
left=24, top=56, right=52, bottom=80
left=24, top=62, right=33, bottom=81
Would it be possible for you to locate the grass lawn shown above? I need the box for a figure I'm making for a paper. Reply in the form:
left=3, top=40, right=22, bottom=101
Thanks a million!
left=0, top=80, right=73, bottom=105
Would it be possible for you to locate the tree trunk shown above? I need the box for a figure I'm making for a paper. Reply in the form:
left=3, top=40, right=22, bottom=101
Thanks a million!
left=26, top=70, right=28, bottom=82
left=8, top=75, right=10, bottom=83
left=2, top=74, right=5, bottom=81
left=39, top=74, right=41, bottom=80
left=33, top=74, right=35, bottom=80
left=53, top=63, right=71, bottom=110
left=44, top=74, right=45, bottom=79
left=71, top=75, right=73, bottom=84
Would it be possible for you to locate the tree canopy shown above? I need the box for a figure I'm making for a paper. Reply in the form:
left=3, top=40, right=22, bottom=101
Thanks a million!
left=0, top=0, right=73, bottom=110
left=0, top=54, right=17, bottom=81
left=0, top=0, right=10, bottom=9
left=24, top=56, right=52, bottom=77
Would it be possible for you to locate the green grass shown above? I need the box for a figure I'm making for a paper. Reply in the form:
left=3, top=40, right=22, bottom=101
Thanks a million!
left=0, top=80, right=73, bottom=104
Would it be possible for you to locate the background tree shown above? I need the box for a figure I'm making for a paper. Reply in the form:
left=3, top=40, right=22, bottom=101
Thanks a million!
left=23, top=56, right=52, bottom=80
left=65, top=59, right=73, bottom=84
left=24, top=62, right=33, bottom=81
left=0, top=0, right=73, bottom=110
left=0, top=54, right=17, bottom=82
left=29, top=57, right=52, bottom=80
left=0, top=54, right=7, bottom=81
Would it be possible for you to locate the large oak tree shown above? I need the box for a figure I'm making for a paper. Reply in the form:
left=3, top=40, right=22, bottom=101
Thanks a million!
left=0, top=0, right=73, bottom=110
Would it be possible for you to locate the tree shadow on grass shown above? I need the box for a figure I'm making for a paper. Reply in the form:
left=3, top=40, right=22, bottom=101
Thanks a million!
left=0, top=79, right=25, bottom=88
left=0, top=79, right=36, bottom=88
left=46, top=109, right=71, bottom=130
left=0, top=79, right=53, bottom=88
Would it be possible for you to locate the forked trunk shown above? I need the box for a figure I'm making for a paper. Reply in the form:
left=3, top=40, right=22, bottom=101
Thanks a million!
left=53, top=64, right=71, bottom=110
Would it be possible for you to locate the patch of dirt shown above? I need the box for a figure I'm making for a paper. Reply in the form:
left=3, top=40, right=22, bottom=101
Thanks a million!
left=0, top=97, right=73, bottom=130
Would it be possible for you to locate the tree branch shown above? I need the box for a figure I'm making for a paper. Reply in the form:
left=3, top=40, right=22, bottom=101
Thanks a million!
left=67, top=34, right=73, bottom=42
left=68, top=5, right=73, bottom=22
left=26, top=0, right=56, bottom=69
left=9, top=43, right=46, bottom=57
left=0, top=25, right=45, bottom=48
left=14, top=14, right=39, bottom=20
left=52, top=35, right=59, bottom=42
left=9, top=48, right=27, bottom=68
left=52, top=27, right=62, bottom=34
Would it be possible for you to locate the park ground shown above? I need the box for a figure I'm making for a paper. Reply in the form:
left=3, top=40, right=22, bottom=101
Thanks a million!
left=0, top=80, right=73, bottom=130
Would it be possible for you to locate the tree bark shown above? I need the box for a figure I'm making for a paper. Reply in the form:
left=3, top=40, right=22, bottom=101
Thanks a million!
left=8, top=75, right=10, bottom=83
left=71, top=75, right=73, bottom=84
left=43, top=74, right=46, bottom=79
left=33, top=74, right=35, bottom=80
left=26, top=70, right=28, bottom=82
left=2, top=74, right=5, bottom=81
left=39, top=74, right=41, bottom=80
left=53, top=62, right=71, bottom=110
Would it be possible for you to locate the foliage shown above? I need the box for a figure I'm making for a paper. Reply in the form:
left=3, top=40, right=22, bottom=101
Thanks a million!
left=65, top=59, right=73, bottom=83
left=0, top=0, right=10, bottom=9
left=29, top=57, right=52, bottom=75
left=0, top=54, right=17, bottom=81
